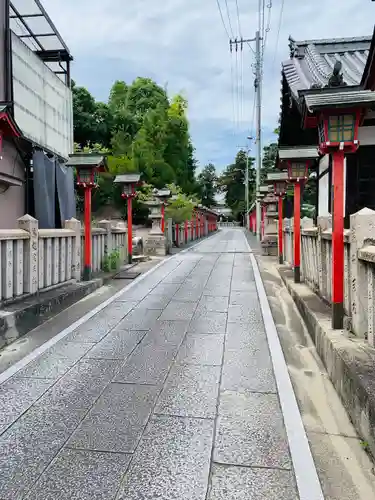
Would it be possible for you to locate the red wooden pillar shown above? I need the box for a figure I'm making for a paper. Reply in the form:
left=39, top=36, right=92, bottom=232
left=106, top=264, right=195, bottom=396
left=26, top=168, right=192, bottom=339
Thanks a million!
left=293, top=182, right=301, bottom=283
left=332, top=150, right=345, bottom=329
left=261, top=205, right=265, bottom=239
left=83, top=187, right=92, bottom=280
left=161, top=203, right=165, bottom=233
left=191, top=217, right=194, bottom=240
left=278, top=196, right=283, bottom=265
left=184, top=220, right=188, bottom=243
left=196, top=214, right=199, bottom=238
left=175, top=223, right=179, bottom=247
left=127, top=196, right=133, bottom=264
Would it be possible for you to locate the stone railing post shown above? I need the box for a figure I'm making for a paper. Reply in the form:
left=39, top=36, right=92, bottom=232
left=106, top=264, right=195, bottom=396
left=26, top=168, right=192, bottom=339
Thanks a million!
left=18, top=214, right=38, bottom=294
left=317, top=216, right=332, bottom=299
left=64, top=218, right=81, bottom=280
left=350, top=208, right=375, bottom=337
left=167, top=218, right=173, bottom=248
left=97, top=219, right=113, bottom=258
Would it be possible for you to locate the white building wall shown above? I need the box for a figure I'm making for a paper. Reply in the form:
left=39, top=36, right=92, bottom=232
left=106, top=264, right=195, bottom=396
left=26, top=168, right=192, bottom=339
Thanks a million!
left=318, top=154, right=347, bottom=217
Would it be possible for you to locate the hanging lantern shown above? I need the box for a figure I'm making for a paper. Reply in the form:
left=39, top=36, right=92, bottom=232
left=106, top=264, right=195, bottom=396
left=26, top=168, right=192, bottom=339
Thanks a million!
left=318, top=109, right=360, bottom=154
left=66, top=153, right=107, bottom=188
left=274, top=180, right=287, bottom=196
left=114, top=174, right=141, bottom=199
left=287, top=161, right=308, bottom=183
left=76, top=167, right=98, bottom=187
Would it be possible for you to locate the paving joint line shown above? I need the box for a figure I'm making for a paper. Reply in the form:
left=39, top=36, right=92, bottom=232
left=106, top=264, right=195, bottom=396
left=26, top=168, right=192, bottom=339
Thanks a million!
left=204, top=249, right=234, bottom=500
left=247, top=241, right=324, bottom=500
left=114, top=246, right=208, bottom=499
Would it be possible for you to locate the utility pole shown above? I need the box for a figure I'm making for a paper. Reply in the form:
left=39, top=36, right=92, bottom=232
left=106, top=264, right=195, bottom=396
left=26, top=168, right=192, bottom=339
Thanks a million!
left=229, top=31, right=262, bottom=238
left=255, top=30, right=262, bottom=241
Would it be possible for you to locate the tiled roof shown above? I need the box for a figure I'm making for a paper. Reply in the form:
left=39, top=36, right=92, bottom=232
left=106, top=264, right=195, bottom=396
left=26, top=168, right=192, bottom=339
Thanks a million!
left=283, top=36, right=371, bottom=98
left=304, top=89, right=375, bottom=111
left=278, top=146, right=319, bottom=160
left=361, top=27, right=375, bottom=89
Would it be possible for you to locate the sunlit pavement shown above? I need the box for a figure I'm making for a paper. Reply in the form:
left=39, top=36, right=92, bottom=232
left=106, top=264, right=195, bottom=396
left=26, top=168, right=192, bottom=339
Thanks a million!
left=0, top=229, right=322, bottom=499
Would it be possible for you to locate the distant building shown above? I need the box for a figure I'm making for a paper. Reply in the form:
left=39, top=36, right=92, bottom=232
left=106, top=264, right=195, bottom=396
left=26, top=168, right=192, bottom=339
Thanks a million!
left=0, top=1, right=74, bottom=228
left=279, top=32, right=375, bottom=226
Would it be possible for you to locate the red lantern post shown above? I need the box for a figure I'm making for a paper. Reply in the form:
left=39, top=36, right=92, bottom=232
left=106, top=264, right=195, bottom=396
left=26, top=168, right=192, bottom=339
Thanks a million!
left=155, top=189, right=171, bottom=234
left=114, top=174, right=141, bottom=264
left=67, top=153, right=107, bottom=281
left=267, top=173, right=288, bottom=265
left=261, top=205, right=265, bottom=239
left=184, top=220, right=188, bottom=242
left=286, top=161, right=309, bottom=283
left=317, top=109, right=360, bottom=328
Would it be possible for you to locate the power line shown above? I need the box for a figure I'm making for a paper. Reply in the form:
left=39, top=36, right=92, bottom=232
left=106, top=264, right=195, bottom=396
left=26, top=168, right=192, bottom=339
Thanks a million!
left=235, top=0, right=242, bottom=38
left=215, top=0, right=231, bottom=39
left=272, top=0, right=285, bottom=68
left=224, top=0, right=234, bottom=38
left=262, top=1, right=272, bottom=60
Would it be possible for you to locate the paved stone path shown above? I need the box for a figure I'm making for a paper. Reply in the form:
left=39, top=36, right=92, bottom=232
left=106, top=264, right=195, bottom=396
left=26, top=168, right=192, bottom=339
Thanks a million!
left=0, top=229, right=313, bottom=499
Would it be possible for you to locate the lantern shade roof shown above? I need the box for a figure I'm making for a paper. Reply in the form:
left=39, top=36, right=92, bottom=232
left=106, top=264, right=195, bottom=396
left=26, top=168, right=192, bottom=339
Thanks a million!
left=302, top=88, right=375, bottom=112
left=263, top=193, right=279, bottom=203
left=154, top=189, right=171, bottom=198
left=283, top=36, right=371, bottom=100
left=259, top=185, right=272, bottom=194
left=114, top=173, right=141, bottom=184
left=278, top=146, right=319, bottom=160
left=266, top=171, right=288, bottom=183
left=66, top=153, right=107, bottom=171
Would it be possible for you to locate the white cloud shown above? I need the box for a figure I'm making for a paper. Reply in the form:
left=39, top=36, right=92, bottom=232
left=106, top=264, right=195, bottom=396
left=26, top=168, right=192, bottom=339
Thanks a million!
left=45, top=0, right=375, bottom=168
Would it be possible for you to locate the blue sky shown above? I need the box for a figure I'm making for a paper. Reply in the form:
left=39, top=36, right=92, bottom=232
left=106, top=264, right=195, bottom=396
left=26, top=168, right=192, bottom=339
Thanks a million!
left=47, top=0, right=375, bottom=171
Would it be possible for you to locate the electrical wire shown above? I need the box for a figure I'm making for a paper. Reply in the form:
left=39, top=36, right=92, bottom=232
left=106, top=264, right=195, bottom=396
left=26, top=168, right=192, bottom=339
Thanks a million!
left=224, top=0, right=234, bottom=38
left=230, top=55, right=236, bottom=135
left=235, top=46, right=240, bottom=132
left=240, top=44, right=245, bottom=128
left=272, top=0, right=285, bottom=68
left=235, top=0, right=242, bottom=38
left=262, top=1, right=272, bottom=60
left=215, top=0, right=231, bottom=39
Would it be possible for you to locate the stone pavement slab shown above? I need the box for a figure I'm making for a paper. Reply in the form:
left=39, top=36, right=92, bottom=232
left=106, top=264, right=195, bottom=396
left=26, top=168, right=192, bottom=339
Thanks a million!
left=0, top=229, right=312, bottom=500
left=155, top=363, right=220, bottom=418
left=26, top=448, right=131, bottom=500
left=68, top=383, right=159, bottom=453
left=117, top=415, right=214, bottom=500
left=176, top=333, right=225, bottom=365
left=207, top=464, right=298, bottom=500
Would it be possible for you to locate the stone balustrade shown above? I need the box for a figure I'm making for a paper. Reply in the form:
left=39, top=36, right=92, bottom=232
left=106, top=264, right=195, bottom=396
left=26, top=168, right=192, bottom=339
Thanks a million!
left=282, top=208, right=375, bottom=346
left=217, top=222, right=241, bottom=228
left=166, top=219, right=217, bottom=249
left=0, top=215, right=127, bottom=303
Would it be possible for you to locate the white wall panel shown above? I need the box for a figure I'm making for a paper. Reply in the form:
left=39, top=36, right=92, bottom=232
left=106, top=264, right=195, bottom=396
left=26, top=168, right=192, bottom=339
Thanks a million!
left=11, top=32, right=73, bottom=160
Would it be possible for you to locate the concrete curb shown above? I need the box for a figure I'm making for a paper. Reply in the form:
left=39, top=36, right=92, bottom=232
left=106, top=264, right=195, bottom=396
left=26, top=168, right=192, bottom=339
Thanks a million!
left=0, top=279, right=106, bottom=349
left=278, top=266, right=375, bottom=459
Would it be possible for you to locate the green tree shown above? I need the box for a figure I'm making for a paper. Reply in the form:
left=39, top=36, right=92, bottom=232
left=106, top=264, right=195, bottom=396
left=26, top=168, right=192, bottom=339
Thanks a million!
left=72, top=77, right=199, bottom=219
left=219, top=150, right=256, bottom=221
left=197, top=163, right=217, bottom=207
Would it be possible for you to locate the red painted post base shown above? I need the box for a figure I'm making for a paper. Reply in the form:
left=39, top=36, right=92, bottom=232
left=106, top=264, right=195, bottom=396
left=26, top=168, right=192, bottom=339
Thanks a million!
left=127, top=197, right=133, bottom=264
left=83, top=187, right=92, bottom=281
left=332, top=302, right=344, bottom=330
left=293, top=182, right=301, bottom=284
left=331, top=149, right=345, bottom=330
left=278, top=196, right=283, bottom=265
